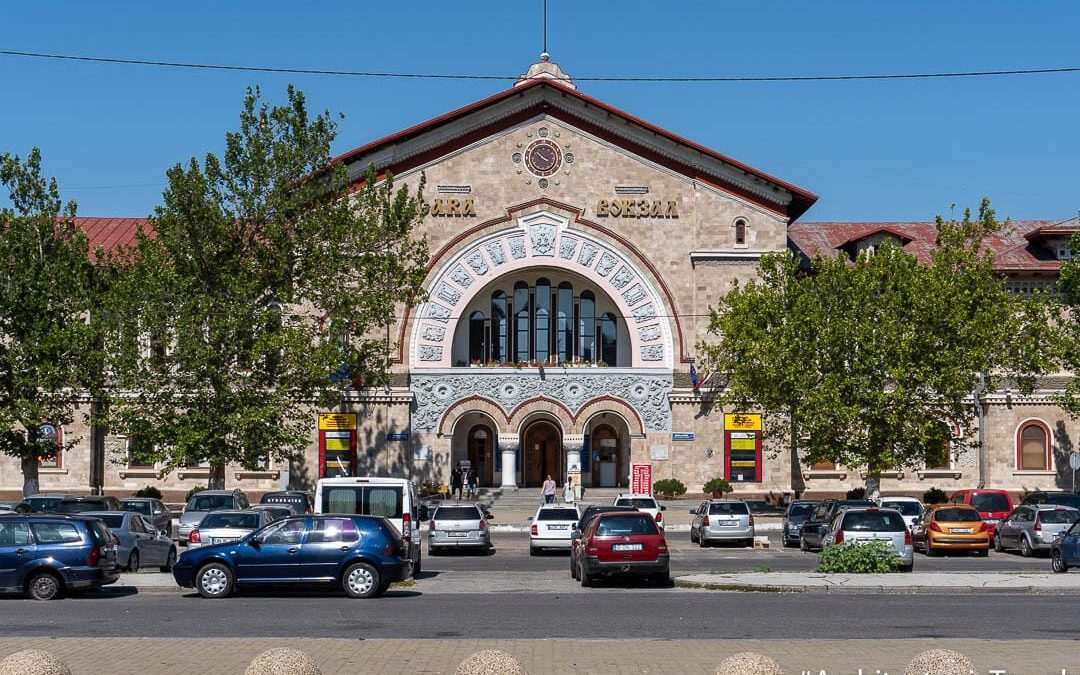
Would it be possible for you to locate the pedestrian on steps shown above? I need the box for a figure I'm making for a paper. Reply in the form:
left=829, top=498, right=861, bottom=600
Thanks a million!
left=541, top=475, right=557, bottom=504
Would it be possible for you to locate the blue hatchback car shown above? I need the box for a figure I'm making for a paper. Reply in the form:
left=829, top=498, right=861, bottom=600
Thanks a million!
left=0, top=514, right=120, bottom=600
left=172, top=514, right=412, bottom=599
left=1052, top=519, right=1080, bottom=573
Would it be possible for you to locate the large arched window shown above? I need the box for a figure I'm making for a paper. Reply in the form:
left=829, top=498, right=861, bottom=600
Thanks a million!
left=468, top=311, right=486, bottom=363
left=557, top=282, right=573, bottom=363
left=491, top=291, right=507, bottom=363
left=535, top=278, right=551, bottom=363
left=600, top=313, right=617, bottom=366
left=514, top=281, right=530, bottom=362
left=578, top=290, right=595, bottom=361
left=1017, top=420, right=1051, bottom=471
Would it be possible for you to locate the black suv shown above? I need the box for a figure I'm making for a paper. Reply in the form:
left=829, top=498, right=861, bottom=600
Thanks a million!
left=56, top=495, right=123, bottom=514
left=259, top=491, right=314, bottom=515
left=782, top=499, right=820, bottom=548
left=1021, top=491, right=1080, bottom=510
left=799, top=499, right=875, bottom=551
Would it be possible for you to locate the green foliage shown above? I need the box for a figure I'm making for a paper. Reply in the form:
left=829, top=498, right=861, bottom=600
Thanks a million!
left=816, top=540, right=902, bottom=573
left=700, top=199, right=1052, bottom=493
left=923, top=487, right=948, bottom=504
left=98, top=86, right=429, bottom=488
left=703, top=477, right=732, bottom=495
left=133, top=486, right=163, bottom=499
left=845, top=487, right=867, bottom=500
left=185, top=486, right=206, bottom=502
left=653, top=478, right=687, bottom=497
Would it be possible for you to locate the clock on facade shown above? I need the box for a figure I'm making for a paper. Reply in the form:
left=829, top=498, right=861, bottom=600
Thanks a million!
left=524, top=139, right=562, bottom=177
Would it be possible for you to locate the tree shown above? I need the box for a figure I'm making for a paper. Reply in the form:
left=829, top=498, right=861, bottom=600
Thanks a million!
left=700, top=200, right=1052, bottom=497
left=0, top=149, right=103, bottom=496
left=101, top=86, right=428, bottom=489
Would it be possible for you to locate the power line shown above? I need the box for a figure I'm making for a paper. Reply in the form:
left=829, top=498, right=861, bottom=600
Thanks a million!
left=2, top=49, right=1079, bottom=83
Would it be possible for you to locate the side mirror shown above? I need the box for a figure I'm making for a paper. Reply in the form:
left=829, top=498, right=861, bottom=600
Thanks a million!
left=249, top=539, right=262, bottom=549
left=526, top=516, right=534, bottom=522
left=660, top=506, right=667, bottom=512
left=484, top=513, right=494, bottom=520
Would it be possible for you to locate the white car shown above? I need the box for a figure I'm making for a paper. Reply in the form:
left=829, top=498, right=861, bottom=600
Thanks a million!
left=613, top=494, right=665, bottom=530
left=876, top=496, right=924, bottom=530
left=529, top=504, right=581, bottom=555
left=187, top=509, right=273, bottom=549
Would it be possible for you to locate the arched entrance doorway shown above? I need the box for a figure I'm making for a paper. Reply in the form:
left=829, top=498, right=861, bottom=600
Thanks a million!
left=521, top=420, right=562, bottom=487
left=589, top=424, right=625, bottom=488
left=466, top=424, right=496, bottom=487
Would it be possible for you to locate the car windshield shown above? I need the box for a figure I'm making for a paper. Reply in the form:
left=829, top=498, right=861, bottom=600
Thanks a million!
left=616, top=498, right=657, bottom=509
left=25, top=497, right=61, bottom=512
left=842, top=511, right=905, bottom=532
left=200, top=513, right=260, bottom=529
left=787, top=503, right=815, bottom=518
left=935, top=508, right=980, bottom=522
left=1045, top=494, right=1080, bottom=509
left=57, top=501, right=109, bottom=514
left=880, top=501, right=922, bottom=516
left=709, top=503, right=749, bottom=515
left=95, top=514, right=126, bottom=528
left=434, top=507, right=481, bottom=520
left=189, top=495, right=236, bottom=512
left=538, top=508, right=579, bottom=521
left=596, top=515, right=659, bottom=536
left=970, top=493, right=1010, bottom=513
left=121, top=501, right=152, bottom=516
left=1039, top=509, right=1080, bottom=525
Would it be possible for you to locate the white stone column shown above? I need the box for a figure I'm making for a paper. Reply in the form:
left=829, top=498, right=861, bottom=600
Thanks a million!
left=563, top=434, right=585, bottom=501
left=498, top=433, right=519, bottom=488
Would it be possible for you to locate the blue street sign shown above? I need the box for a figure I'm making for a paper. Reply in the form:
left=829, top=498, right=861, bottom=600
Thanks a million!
left=387, top=432, right=409, bottom=441
left=671, top=432, right=695, bottom=442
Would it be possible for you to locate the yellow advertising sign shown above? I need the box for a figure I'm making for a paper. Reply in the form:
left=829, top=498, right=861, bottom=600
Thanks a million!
left=319, top=413, right=357, bottom=431
left=724, top=413, right=762, bottom=431
left=729, top=439, right=757, bottom=450
left=324, top=438, right=351, bottom=451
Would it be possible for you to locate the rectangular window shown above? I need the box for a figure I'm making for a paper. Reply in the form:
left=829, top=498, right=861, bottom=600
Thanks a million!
left=127, top=437, right=155, bottom=469
left=36, top=423, right=62, bottom=469
left=810, top=460, right=836, bottom=471
left=320, top=486, right=403, bottom=519
left=31, top=522, right=83, bottom=545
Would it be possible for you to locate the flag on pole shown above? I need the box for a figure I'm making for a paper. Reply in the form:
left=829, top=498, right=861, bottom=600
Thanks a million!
left=699, top=365, right=714, bottom=390
left=690, top=363, right=700, bottom=391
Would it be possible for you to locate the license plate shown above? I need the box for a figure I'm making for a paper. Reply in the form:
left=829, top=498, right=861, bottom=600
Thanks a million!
left=612, top=543, right=642, bottom=552
left=213, top=537, right=239, bottom=544
left=548, top=524, right=568, bottom=530
left=448, top=531, right=468, bottom=538
left=720, top=521, right=739, bottom=527
left=952, top=528, right=972, bottom=534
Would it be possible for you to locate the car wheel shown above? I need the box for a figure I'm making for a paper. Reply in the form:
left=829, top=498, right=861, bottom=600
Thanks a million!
left=698, top=535, right=707, bottom=549
left=579, top=563, right=592, bottom=587
left=1052, top=549, right=1069, bottom=573
left=27, top=571, right=62, bottom=601
left=414, top=551, right=422, bottom=576
left=160, top=547, right=177, bottom=573
left=654, top=570, right=672, bottom=587
left=127, top=550, right=140, bottom=573
left=926, top=543, right=939, bottom=557
left=529, top=546, right=539, bottom=556
left=196, top=563, right=234, bottom=599
left=993, top=533, right=1004, bottom=552
left=570, top=556, right=579, bottom=580
left=342, top=562, right=381, bottom=599
left=690, top=528, right=697, bottom=544
left=1020, top=536, right=1033, bottom=558
left=976, top=547, right=989, bottom=557
left=799, top=536, right=808, bottom=552
left=900, top=563, right=913, bottom=572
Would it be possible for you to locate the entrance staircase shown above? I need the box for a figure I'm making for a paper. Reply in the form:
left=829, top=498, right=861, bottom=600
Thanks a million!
left=471, top=486, right=626, bottom=510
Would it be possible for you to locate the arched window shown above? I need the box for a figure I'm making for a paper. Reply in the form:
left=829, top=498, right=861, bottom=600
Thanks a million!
left=1017, top=421, right=1051, bottom=471
left=514, top=281, right=530, bottom=362
left=535, top=278, right=551, bottom=364
left=600, top=313, right=617, bottom=366
left=491, top=291, right=507, bottom=363
left=578, top=290, right=595, bottom=361
left=468, top=311, right=487, bottom=363
left=557, top=282, right=573, bottom=363
left=734, top=219, right=747, bottom=246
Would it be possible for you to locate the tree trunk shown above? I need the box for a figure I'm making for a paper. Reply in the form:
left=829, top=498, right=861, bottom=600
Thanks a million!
left=864, top=469, right=882, bottom=501
left=788, top=409, right=806, bottom=499
left=21, top=455, right=40, bottom=498
left=209, top=462, right=226, bottom=490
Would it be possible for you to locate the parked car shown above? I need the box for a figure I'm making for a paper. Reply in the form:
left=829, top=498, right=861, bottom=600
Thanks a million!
left=0, top=501, right=34, bottom=514
left=994, top=504, right=1080, bottom=557
left=782, top=500, right=819, bottom=548
left=612, top=494, right=665, bottom=529
left=570, top=505, right=637, bottom=580
left=744, top=500, right=785, bottom=516
left=172, top=514, right=412, bottom=599
left=23, top=494, right=69, bottom=514
left=250, top=504, right=294, bottom=521
left=528, top=504, right=580, bottom=555
left=689, top=499, right=755, bottom=548
left=576, top=511, right=670, bottom=587
left=948, top=489, right=1013, bottom=537
left=84, top=511, right=176, bottom=572
left=188, top=509, right=274, bottom=550
left=178, top=489, right=250, bottom=546
left=0, top=513, right=119, bottom=600
left=120, top=498, right=173, bottom=538
left=876, top=496, right=923, bottom=530
left=822, top=507, right=914, bottom=572
left=56, top=495, right=123, bottom=514
left=799, top=499, right=875, bottom=551
left=1051, top=519, right=1080, bottom=572
left=911, top=504, right=989, bottom=556
left=1021, top=491, right=1080, bottom=510
left=428, top=502, right=493, bottom=555
left=259, top=491, right=314, bottom=515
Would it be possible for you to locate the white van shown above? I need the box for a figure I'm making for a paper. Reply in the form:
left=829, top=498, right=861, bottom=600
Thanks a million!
left=315, top=477, right=423, bottom=576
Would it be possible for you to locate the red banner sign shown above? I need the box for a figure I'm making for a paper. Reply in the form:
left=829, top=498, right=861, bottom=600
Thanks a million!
left=631, top=463, right=653, bottom=495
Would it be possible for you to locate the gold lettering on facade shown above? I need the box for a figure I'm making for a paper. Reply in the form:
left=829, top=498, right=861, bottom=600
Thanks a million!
left=427, top=198, right=476, bottom=217
left=608, top=200, right=622, bottom=217
left=447, top=198, right=460, bottom=215
left=594, top=197, right=679, bottom=218
left=597, top=199, right=609, bottom=216
left=666, top=200, right=679, bottom=217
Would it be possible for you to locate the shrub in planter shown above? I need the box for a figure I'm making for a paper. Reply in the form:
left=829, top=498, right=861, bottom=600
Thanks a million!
left=703, top=477, right=732, bottom=497
left=923, top=487, right=948, bottom=504
left=133, top=486, right=163, bottom=499
left=845, top=487, right=867, bottom=500
left=184, top=486, right=206, bottom=502
left=816, top=540, right=901, bottom=573
left=652, top=478, right=687, bottom=498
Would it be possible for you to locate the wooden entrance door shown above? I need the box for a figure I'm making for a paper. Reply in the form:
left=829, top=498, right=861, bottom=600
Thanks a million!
left=522, top=421, right=562, bottom=487
left=591, top=425, right=621, bottom=488
left=467, top=425, right=495, bottom=487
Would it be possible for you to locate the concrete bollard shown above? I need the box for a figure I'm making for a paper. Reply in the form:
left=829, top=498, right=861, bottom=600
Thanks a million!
left=0, top=649, right=72, bottom=675
left=244, top=648, right=322, bottom=675
left=454, top=649, right=529, bottom=675
left=904, top=649, right=975, bottom=675
left=716, top=651, right=784, bottom=675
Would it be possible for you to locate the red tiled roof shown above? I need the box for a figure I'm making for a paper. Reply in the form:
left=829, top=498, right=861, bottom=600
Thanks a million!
left=789, top=220, right=1064, bottom=274
left=67, top=217, right=151, bottom=260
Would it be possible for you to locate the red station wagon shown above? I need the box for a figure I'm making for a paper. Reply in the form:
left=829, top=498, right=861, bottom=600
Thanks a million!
left=576, top=512, right=670, bottom=587
left=949, top=489, right=1014, bottom=537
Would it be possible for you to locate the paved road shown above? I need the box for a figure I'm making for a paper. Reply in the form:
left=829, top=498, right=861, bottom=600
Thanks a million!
left=5, top=591, right=1077, bottom=640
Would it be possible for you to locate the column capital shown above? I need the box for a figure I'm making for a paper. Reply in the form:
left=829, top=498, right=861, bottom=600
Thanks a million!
left=562, top=434, right=585, bottom=452
left=497, top=433, right=520, bottom=451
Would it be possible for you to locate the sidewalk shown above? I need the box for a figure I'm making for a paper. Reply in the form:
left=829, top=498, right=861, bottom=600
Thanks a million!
left=677, top=571, right=1080, bottom=594
left=0, top=637, right=1076, bottom=674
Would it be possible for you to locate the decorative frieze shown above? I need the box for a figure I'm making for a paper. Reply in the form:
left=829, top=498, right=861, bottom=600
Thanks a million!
left=421, top=326, right=446, bottom=342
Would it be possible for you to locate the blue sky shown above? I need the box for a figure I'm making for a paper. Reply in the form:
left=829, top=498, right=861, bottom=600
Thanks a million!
left=2, top=1, right=1078, bottom=222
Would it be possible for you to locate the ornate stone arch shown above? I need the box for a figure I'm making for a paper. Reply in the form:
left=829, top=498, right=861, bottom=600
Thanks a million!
left=437, top=396, right=509, bottom=436
left=507, top=396, right=575, bottom=434
left=573, top=397, right=646, bottom=436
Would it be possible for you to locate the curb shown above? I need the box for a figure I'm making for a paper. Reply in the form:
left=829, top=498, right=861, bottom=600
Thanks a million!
left=674, top=578, right=1080, bottom=595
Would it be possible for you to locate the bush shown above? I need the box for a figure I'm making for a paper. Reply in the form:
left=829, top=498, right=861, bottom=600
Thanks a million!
left=816, top=540, right=902, bottom=573
left=703, top=477, right=732, bottom=496
left=184, top=486, right=206, bottom=502
left=133, top=486, right=162, bottom=499
left=845, top=487, right=867, bottom=500
left=923, top=487, right=948, bottom=504
left=652, top=478, right=687, bottom=498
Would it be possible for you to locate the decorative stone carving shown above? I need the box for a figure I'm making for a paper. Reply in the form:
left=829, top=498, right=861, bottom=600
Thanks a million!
left=577, top=242, right=598, bottom=268
left=622, top=283, right=646, bottom=305
left=632, top=303, right=657, bottom=323
left=596, top=253, right=618, bottom=276
left=485, top=242, right=507, bottom=265
left=562, top=434, right=585, bottom=452
left=419, top=345, right=443, bottom=362
left=611, top=267, right=634, bottom=290
left=508, top=236, right=527, bottom=259
left=640, top=345, right=664, bottom=361
left=639, top=324, right=661, bottom=342
left=436, top=284, right=461, bottom=306
left=559, top=237, right=578, bottom=260
left=449, top=265, right=473, bottom=288
left=530, top=222, right=556, bottom=255
left=421, top=326, right=446, bottom=342
left=426, top=303, right=451, bottom=323
left=466, top=250, right=488, bottom=276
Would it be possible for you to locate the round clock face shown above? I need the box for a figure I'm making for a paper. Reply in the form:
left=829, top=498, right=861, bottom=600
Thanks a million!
left=524, top=139, right=562, bottom=177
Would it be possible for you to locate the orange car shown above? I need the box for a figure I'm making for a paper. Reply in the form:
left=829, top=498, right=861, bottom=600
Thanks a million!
left=911, top=505, right=990, bottom=556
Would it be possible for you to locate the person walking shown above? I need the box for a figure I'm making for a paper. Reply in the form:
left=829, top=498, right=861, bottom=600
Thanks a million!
left=466, top=468, right=478, bottom=500
left=541, top=475, right=557, bottom=504
left=450, top=467, right=463, bottom=500
left=563, top=475, right=575, bottom=504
